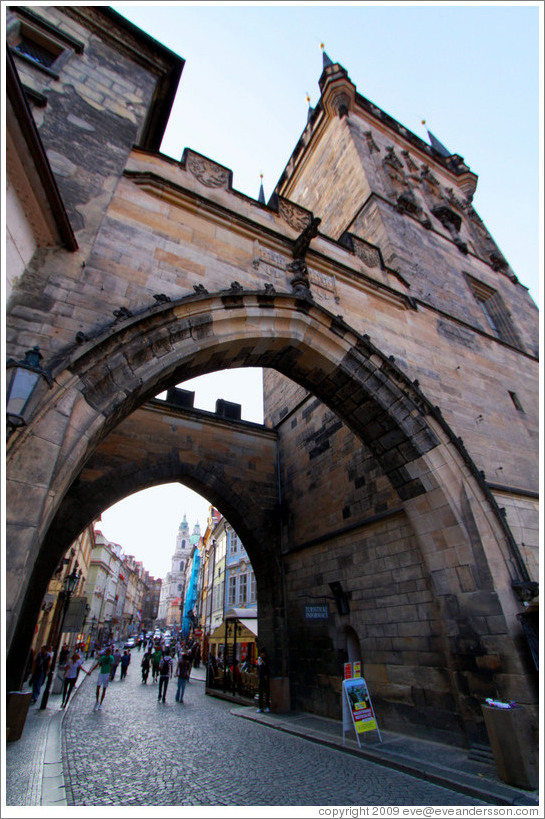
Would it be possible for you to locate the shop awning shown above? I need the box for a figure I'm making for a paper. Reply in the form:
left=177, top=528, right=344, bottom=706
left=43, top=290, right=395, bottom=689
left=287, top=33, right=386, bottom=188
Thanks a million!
left=209, top=616, right=258, bottom=642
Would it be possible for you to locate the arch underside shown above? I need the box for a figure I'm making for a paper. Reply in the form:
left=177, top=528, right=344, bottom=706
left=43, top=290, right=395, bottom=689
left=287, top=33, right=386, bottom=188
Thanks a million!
left=6, top=291, right=532, bottom=742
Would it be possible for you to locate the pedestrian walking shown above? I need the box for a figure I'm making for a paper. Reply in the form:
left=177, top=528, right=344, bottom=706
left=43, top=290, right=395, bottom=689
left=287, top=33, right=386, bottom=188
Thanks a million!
left=110, top=647, right=122, bottom=680
left=208, top=653, right=218, bottom=686
left=29, top=645, right=52, bottom=703
left=151, top=645, right=162, bottom=682
left=141, top=650, right=151, bottom=683
left=61, top=651, right=89, bottom=708
left=157, top=652, right=173, bottom=703
left=231, top=658, right=243, bottom=695
left=58, top=644, right=70, bottom=668
left=175, top=652, right=191, bottom=703
left=120, top=650, right=131, bottom=680
left=89, top=647, right=115, bottom=710
left=257, top=647, right=271, bottom=713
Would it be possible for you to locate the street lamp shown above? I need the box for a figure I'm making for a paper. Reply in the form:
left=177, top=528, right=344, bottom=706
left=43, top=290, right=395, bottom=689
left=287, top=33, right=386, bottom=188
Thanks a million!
left=40, top=567, right=80, bottom=710
left=6, top=346, right=52, bottom=432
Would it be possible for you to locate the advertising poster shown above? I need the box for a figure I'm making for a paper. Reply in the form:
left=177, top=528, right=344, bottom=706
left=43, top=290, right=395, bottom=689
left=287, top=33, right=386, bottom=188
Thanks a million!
left=344, top=662, right=352, bottom=679
left=353, top=661, right=361, bottom=678
left=342, top=676, right=382, bottom=745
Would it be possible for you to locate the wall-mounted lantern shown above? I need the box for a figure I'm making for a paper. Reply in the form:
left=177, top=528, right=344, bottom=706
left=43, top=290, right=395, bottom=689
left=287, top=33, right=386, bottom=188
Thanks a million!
left=6, top=346, right=52, bottom=431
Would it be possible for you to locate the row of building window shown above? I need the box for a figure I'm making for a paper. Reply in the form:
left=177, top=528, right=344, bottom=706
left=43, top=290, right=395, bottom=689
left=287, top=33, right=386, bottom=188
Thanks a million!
left=228, top=573, right=256, bottom=607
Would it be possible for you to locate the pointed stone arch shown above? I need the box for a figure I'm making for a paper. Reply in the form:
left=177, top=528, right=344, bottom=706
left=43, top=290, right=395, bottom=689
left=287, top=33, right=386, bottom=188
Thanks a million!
left=6, top=290, right=530, bottom=737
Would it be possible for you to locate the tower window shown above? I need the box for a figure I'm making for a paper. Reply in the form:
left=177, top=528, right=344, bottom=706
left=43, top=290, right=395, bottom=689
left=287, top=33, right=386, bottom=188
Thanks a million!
left=509, top=391, right=524, bottom=412
left=14, top=34, right=60, bottom=68
left=465, top=274, right=522, bottom=348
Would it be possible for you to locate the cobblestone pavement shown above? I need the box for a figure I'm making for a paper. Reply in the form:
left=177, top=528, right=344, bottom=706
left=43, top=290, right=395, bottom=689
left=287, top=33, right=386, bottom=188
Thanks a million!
left=62, top=660, right=488, bottom=807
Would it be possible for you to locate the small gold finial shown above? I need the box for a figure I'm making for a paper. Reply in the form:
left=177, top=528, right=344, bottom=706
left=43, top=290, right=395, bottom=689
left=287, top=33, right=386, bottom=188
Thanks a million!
left=320, top=42, right=325, bottom=50
left=260, top=173, right=263, bottom=180
left=306, top=92, right=311, bottom=105
left=421, top=119, right=426, bottom=125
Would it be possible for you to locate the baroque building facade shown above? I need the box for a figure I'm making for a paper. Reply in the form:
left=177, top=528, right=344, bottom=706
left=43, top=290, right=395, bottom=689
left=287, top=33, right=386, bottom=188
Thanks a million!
left=5, top=6, right=538, bottom=756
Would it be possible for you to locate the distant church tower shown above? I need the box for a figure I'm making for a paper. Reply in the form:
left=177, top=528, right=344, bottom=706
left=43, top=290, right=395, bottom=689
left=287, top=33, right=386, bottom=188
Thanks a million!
left=174, top=514, right=191, bottom=573
left=157, top=514, right=194, bottom=625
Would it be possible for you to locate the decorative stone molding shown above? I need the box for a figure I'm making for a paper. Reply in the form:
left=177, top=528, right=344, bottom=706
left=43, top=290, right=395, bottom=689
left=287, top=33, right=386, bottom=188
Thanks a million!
left=185, top=150, right=231, bottom=190
left=331, top=90, right=351, bottom=118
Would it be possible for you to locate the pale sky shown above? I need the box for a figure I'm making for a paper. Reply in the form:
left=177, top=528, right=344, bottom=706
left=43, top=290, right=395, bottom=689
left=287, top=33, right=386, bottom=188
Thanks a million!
left=99, top=1, right=542, bottom=580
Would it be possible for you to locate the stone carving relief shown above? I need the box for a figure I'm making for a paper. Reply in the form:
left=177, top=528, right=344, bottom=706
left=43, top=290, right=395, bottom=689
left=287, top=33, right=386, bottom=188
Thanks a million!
left=352, top=237, right=381, bottom=269
left=401, top=150, right=418, bottom=172
left=278, top=198, right=312, bottom=232
left=252, top=241, right=290, bottom=282
left=308, top=268, right=338, bottom=303
left=419, top=164, right=440, bottom=195
left=186, top=152, right=230, bottom=189
left=384, top=146, right=404, bottom=173
left=466, top=207, right=510, bottom=272
left=364, top=130, right=381, bottom=154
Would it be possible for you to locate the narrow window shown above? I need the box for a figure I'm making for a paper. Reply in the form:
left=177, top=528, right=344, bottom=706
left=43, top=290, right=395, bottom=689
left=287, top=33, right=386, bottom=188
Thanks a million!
left=14, top=33, right=60, bottom=68
left=509, top=391, right=524, bottom=412
left=465, top=274, right=523, bottom=348
left=228, top=576, right=237, bottom=607
left=239, top=574, right=247, bottom=605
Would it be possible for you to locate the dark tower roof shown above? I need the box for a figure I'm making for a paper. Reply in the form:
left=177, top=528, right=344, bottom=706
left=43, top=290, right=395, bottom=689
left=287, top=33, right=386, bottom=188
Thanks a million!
left=423, top=122, right=451, bottom=158
left=258, top=175, right=265, bottom=204
left=321, top=44, right=333, bottom=69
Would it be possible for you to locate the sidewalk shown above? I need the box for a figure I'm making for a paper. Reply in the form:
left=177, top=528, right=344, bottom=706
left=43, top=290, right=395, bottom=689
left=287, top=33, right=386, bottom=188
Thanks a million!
left=232, top=706, right=540, bottom=807
left=4, top=660, right=539, bottom=808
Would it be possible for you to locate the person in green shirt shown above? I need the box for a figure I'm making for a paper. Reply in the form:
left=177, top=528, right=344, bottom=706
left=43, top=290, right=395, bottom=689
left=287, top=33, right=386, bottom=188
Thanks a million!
left=89, top=647, right=115, bottom=711
left=151, top=646, right=162, bottom=683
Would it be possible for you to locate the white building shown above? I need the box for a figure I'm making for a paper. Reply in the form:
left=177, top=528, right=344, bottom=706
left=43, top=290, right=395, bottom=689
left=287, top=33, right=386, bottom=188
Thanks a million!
left=157, top=515, right=198, bottom=627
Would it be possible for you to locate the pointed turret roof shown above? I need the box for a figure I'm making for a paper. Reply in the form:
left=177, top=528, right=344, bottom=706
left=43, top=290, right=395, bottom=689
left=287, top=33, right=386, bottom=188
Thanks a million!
left=306, top=93, right=314, bottom=123
left=422, top=121, right=451, bottom=157
left=258, top=174, right=265, bottom=204
left=321, top=43, right=333, bottom=69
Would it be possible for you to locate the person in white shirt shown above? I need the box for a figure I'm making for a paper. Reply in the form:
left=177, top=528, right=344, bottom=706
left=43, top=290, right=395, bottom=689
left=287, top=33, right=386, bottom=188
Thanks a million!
left=60, top=651, right=89, bottom=709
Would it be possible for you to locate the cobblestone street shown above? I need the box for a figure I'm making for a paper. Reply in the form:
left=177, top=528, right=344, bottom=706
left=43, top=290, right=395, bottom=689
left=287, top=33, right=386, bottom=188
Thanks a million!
left=61, top=658, right=487, bottom=807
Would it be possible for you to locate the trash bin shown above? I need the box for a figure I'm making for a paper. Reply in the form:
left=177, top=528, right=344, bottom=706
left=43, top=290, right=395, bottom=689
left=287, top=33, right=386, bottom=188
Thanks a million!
left=6, top=691, right=32, bottom=742
left=481, top=704, right=538, bottom=789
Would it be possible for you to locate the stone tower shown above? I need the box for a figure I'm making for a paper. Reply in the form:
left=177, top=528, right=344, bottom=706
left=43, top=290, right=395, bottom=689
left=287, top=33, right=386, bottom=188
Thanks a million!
left=6, top=12, right=538, bottom=749
left=262, top=51, right=538, bottom=734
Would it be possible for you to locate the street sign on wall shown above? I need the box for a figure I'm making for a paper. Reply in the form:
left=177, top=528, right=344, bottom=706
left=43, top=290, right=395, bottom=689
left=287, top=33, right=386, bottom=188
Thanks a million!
left=304, top=604, right=329, bottom=620
left=63, top=596, right=89, bottom=633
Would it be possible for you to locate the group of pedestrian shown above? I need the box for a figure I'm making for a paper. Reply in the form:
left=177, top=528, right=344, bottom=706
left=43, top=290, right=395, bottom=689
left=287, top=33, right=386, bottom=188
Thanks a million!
left=139, top=640, right=193, bottom=704
left=30, top=632, right=272, bottom=715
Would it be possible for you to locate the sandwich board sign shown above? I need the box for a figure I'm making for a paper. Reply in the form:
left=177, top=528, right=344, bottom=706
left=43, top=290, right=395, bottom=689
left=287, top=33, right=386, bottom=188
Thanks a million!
left=342, top=675, right=382, bottom=746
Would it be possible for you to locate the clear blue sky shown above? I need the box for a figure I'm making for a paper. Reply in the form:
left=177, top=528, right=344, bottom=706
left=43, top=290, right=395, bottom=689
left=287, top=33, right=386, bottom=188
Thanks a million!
left=100, top=2, right=542, bottom=579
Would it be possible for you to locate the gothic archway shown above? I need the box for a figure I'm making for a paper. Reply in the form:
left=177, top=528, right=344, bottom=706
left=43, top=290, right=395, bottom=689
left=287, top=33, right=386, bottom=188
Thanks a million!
left=6, top=291, right=530, bottom=740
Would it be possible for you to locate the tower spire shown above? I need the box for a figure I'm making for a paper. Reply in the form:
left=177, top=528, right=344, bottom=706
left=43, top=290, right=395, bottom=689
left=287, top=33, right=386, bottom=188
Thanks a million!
left=320, top=42, right=333, bottom=69
left=306, top=92, right=314, bottom=123
left=421, top=120, right=451, bottom=158
left=258, top=174, right=265, bottom=204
